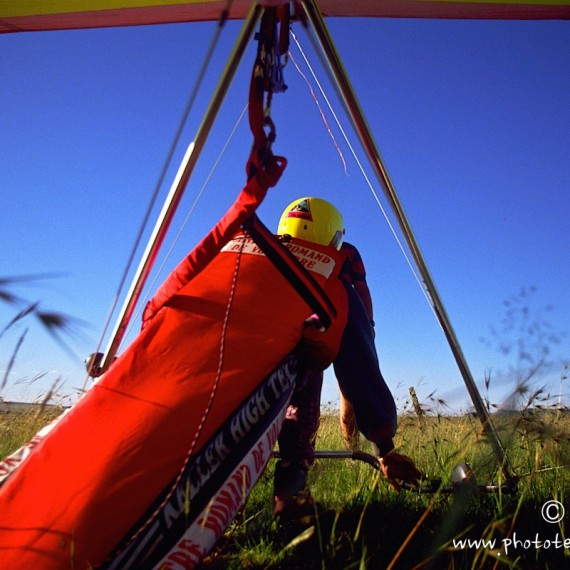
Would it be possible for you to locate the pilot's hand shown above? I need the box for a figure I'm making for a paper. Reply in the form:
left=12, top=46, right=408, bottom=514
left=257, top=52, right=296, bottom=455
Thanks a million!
left=379, top=451, right=424, bottom=492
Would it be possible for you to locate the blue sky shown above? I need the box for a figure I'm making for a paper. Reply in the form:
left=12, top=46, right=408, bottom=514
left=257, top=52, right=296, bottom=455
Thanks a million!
left=1, top=16, right=569, bottom=413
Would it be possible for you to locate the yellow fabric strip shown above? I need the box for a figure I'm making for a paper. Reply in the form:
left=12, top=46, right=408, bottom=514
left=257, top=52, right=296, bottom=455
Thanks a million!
left=0, top=0, right=218, bottom=19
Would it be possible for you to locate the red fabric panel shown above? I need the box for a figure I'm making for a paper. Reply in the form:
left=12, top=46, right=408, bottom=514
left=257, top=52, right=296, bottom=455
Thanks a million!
left=318, top=0, right=570, bottom=20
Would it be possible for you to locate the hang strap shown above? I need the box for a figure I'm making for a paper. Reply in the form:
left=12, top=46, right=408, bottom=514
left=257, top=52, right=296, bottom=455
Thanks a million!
left=247, top=5, right=289, bottom=180
left=243, top=214, right=336, bottom=330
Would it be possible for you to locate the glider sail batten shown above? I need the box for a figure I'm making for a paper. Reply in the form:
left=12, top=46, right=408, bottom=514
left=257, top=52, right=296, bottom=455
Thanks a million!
left=1, top=0, right=569, bottom=33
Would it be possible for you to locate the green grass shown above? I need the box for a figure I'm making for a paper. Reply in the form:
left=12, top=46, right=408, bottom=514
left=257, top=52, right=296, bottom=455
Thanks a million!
left=0, top=404, right=63, bottom=460
left=2, top=409, right=569, bottom=569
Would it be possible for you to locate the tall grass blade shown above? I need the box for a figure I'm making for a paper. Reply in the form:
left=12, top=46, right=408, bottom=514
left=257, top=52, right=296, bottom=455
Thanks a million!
left=1, top=329, right=28, bottom=392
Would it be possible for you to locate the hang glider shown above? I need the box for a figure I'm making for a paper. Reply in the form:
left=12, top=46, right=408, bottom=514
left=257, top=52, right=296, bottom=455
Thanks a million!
left=1, top=1, right=567, bottom=566
left=1, top=0, right=569, bottom=34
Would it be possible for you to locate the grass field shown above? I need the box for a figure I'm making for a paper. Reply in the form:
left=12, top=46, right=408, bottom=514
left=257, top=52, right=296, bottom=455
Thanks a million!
left=2, top=405, right=569, bottom=569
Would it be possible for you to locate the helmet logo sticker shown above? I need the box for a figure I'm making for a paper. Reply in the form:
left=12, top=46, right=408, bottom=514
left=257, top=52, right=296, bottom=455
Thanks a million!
left=287, top=198, right=313, bottom=221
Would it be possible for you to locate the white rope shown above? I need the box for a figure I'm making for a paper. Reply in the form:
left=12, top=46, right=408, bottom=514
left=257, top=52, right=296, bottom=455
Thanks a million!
left=290, top=30, right=436, bottom=316
left=114, top=236, right=246, bottom=555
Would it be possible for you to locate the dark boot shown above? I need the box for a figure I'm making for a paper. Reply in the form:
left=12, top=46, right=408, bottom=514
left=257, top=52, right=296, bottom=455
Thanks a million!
left=273, top=461, right=314, bottom=521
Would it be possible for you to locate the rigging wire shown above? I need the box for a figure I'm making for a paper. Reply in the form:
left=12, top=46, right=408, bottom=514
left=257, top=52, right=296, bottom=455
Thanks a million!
left=122, top=103, right=249, bottom=344
left=86, top=2, right=234, bottom=386
left=288, top=51, right=347, bottom=175
left=289, top=30, right=438, bottom=320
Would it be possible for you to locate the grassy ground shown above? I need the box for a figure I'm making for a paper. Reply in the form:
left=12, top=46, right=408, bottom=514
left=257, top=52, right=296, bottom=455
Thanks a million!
left=1, top=408, right=569, bottom=569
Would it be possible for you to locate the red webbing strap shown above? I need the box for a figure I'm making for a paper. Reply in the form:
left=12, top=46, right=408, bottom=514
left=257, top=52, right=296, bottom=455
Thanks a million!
left=247, top=6, right=289, bottom=180
left=277, top=4, right=290, bottom=56
left=247, top=9, right=273, bottom=178
left=243, top=214, right=337, bottom=330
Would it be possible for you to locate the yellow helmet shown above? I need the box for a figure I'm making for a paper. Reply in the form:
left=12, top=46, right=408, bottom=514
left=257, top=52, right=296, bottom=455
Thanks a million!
left=277, top=197, right=345, bottom=250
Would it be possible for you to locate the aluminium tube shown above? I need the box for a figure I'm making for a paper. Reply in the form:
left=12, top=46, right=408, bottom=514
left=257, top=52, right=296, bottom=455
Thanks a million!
left=300, top=0, right=513, bottom=482
left=99, top=3, right=262, bottom=373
